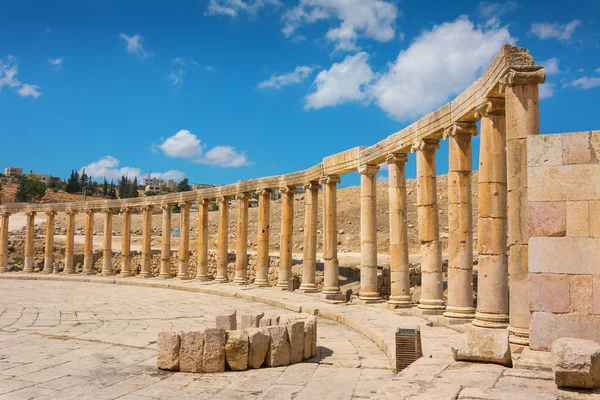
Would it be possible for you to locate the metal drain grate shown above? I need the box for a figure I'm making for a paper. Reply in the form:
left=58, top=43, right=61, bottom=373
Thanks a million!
left=395, top=327, right=423, bottom=372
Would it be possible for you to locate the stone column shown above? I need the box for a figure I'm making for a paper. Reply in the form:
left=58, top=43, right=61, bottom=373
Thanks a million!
left=412, top=139, right=445, bottom=313
left=358, top=165, right=381, bottom=302
left=175, top=202, right=190, bottom=279
left=101, top=209, right=113, bottom=276
left=119, top=207, right=132, bottom=277
left=215, top=197, right=230, bottom=283
left=63, top=211, right=76, bottom=274
left=321, top=175, right=343, bottom=299
left=503, top=67, right=545, bottom=346
left=0, top=212, right=10, bottom=273
left=82, top=209, right=95, bottom=275
left=473, top=98, right=509, bottom=329
left=195, top=199, right=209, bottom=281
left=299, top=181, right=319, bottom=292
left=277, top=186, right=295, bottom=288
left=233, top=193, right=250, bottom=284
left=255, top=189, right=272, bottom=286
left=387, top=154, right=412, bottom=307
left=444, top=123, right=477, bottom=320
left=23, top=211, right=36, bottom=273
left=140, top=205, right=153, bottom=278
left=42, top=211, right=56, bottom=274
left=158, top=204, right=172, bottom=278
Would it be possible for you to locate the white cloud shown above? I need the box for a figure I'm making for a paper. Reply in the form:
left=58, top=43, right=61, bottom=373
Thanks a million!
left=80, top=156, right=185, bottom=182
left=476, top=1, right=518, bottom=19
left=305, top=52, right=374, bottom=109
left=596, top=67, right=600, bottom=74
left=258, top=66, right=315, bottom=88
left=572, top=76, right=600, bottom=89
left=17, top=84, right=42, bottom=98
left=530, top=20, right=580, bottom=41
left=167, top=57, right=203, bottom=88
left=283, top=0, right=398, bottom=51
left=157, top=130, right=252, bottom=167
left=119, top=33, right=150, bottom=58
left=159, top=130, right=203, bottom=158
left=205, top=0, right=280, bottom=17
left=48, top=57, right=63, bottom=68
left=541, top=57, right=560, bottom=75
left=0, top=56, right=42, bottom=99
left=539, top=83, right=554, bottom=99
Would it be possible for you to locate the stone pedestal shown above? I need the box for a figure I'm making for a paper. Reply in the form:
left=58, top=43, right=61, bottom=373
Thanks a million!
left=63, top=211, right=76, bottom=274
left=82, top=209, right=95, bottom=275
left=101, top=209, right=113, bottom=276
left=215, top=197, right=230, bottom=283
left=119, top=208, right=132, bottom=277
left=277, top=186, right=295, bottom=288
left=299, top=181, right=319, bottom=292
left=358, top=165, right=382, bottom=302
left=234, top=193, right=250, bottom=284
left=175, top=203, right=190, bottom=280
left=159, top=204, right=172, bottom=279
left=255, top=189, right=272, bottom=287
left=387, top=154, right=412, bottom=307
left=452, top=324, right=512, bottom=367
left=43, top=211, right=56, bottom=274
left=196, top=199, right=209, bottom=281
left=320, top=175, right=342, bottom=299
left=0, top=212, right=9, bottom=273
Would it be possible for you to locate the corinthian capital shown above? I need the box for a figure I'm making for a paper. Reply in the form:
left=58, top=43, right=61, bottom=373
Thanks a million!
left=474, top=98, right=505, bottom=120
left=386, top=153, right=408, bottom=164
left=358, top=164, right=380, bottom=176
left=258, top=188, right=273, bottom=197
left=499, top=67, right=545, bottom=93
left=443, top=122, right=478, bottom=140
left=279, top=186, right=297, bottom=194
left=236, top=192, right=251, bottom=201
left=25, top=211, right=37, bottom=217
left=217, top=196, right=230, bottom=204
left=319, top=175, right=341, bottom=185
left=410, top=138, right=440, bottom=153
left=45, top=210, right=57, bottom=217
left=303, top=181, right=321, bottom=191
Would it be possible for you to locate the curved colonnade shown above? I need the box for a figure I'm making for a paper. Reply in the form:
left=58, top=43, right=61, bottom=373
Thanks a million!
left=0, top=44, right=545, bottom=347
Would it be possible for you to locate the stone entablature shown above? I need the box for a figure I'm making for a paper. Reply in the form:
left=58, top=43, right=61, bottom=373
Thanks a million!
left=0, top=44, right=542, bottom=215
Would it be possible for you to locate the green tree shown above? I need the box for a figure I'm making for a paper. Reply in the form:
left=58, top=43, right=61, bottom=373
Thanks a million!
left=15, top=176, right=27, bottom=202
left=25, top=176, right=46, bottom=201
left=102, top=178, right=108, bottom=196
left=109, top=180, right=117, bottom=199
left=80, top=169, right=89, bottom=191
left=65, top=170, right=81, bottom=194
left=176, top=177, right=192, bottom=192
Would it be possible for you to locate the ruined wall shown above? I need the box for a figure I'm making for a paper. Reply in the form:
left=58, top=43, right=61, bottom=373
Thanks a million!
left=527, top=131, right=600, bottom=351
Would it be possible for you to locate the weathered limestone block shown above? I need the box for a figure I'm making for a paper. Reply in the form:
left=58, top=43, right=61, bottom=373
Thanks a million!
left=528, top=201, right=566, bottom=237
left=266, top=325, right=291, bottom=367
left=452, top=325, right=512, bottom=367
left=287, top=320, right=305, bottom=364
left=157, top=331, right=181, bottom=371
left=247, top=327, right=270, bottom=369
left=529, top=274, right=570, bottom=313
left=304, top=315, right=317, bottom=359
left=216, top=309, right=237, bottom=331
left=179, top=331, right=204, bottom=373
left=225, top=330, right=249, bottom=371
left=203, top=328, right=226, bottom=373
left=553, top=337, right=600, bottom=389
left=240, top=312, right=264, bottom=329
left=259, top=316, right=272, bottom=327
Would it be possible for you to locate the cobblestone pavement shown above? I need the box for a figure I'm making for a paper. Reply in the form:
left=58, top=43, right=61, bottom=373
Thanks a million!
left=0, top=280, right=393, bottom=400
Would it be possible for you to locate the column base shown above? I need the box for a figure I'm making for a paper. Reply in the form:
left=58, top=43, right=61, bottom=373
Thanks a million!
left=157, top=273, right=171, bottom=279
left=417, top=298, right=446, bottom=313
left=195, top=275, right=210, bottom=281
left=452, top=324, right=512, bottom=367
left=173, top=275, right=190, bottom=280
left=100, top=272, right=114, bottom=277
left=118, top=273, right=132, bottom=278
left=138, top=273, right=152, bottom=279
left=388, top=295, right=413, bottom=308
left=232, top=277, right=248, bottom=285
left=62, top=270, right=75, bottom=275
left=444, top=306, right=476, bottom=320
left=253, top=279, right=271, bottom=287
left=358, top=292, right=383, bottom=303
left=472, top=312, right=509, bottom=329
left=214, top=277, right=229, bottom=283
left=83, top=271, right=96, bottom=276
left=22, top=269, right=34, bottom=274
left=41, top=270, right=53, bottom=274
left=298, top=283, right=318, bottom=293
left=508, top=325, right=530, bottom=346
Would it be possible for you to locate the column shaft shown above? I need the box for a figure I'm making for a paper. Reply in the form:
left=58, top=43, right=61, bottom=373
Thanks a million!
left=159, top=205, right=172, bottom=278
left=234, top=194, right=250, bottom=284
left=23, top=211, right=36, bottom=273
left=321, top=175, right=342, bottom=297
left=215, top=197, right=230, bottom=282
left=43, top=211, right=56, bottom=274
left=0, top=213, right=9, bottom=273
left=120, top=208, right=132, bottom=277
left=277, top=186, right=295, bottom=287
left=444, top=123, right=477, bottom=319
left=195, top=200, right=209, bottom=281
left=505, top=69, right=544, bottom=346
left=176, top=203, right=190, bottom=279
left=101, top=210, right=113, bottom=276
left=413, top=139, right=445, bottom=312
left=387, top=154, right=412, bottom=306
left=358, top=165, right=381, bottom=301
left=82, top=210, right=95, bottom=275
left=299, top=182, right=319, bottom=292
left=63, top=211, right=76, bottom=274
left=139, top=206, right=153, bottom=277
left=473, top=98, right=509, bottom=329
left=255, top=190, right=272, bottom=286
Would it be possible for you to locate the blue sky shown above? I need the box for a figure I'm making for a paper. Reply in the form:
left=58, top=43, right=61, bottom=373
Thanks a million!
left=1, top=0, right=599, bottom=188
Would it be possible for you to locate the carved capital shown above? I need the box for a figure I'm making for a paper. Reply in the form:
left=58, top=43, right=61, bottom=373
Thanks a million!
left=198, top=198, right=209, bottom=206
left=141, top=205, right=153, bottom=212
left=178, top=202, right=190, bottom=209
left=279, top=186, right=297, bottom=194
left=303, top=181, right=321, bottom=191
left=101, top=208, right=113, bottom=215
left=410, top=139, right=440, bottom=153
left=120, top=207, right=131, bottom=214
left=474, top=98, right=505, bottom=120
left=84, top=209, right=94, bottom=215
left=45, top=211, right=57, bottom=217
left=236, top=192, right=251, bottom=201
left=258, top=188, right=273, bottom=197
left=357, top=164, right=380, bottom=177
left=386, top=153, right=408, bottom=164
left=319, top=175, right=341, bottom=185
left=443, top=122, right=478, bottom=140
left=0, top=212, right=11, bottom=218
left=160, top=204, right=171, bottom=211
left=66, top=210, right=77, bottom=216
left=25, top=211, right=37, bottom=217
left=499, top=67, right=545, bottom=92
left=217, top=197, right=230, bottom=204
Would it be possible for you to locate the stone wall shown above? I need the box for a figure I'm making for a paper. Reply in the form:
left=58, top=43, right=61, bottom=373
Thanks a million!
left=527, top=131, right=600, bottom=351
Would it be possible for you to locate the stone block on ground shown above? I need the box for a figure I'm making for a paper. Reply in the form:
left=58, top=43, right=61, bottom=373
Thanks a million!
left=266, top=325, right=291, bottom=367
left=216, top=309, right=237, bottom=331
left=287, top=320, right=305, bottom=364
left=552, top=337, right=600, bottom=389
left=203, top=328, right=226, bottom=373
left=225, top=330, right=249, bottom=371
left=259, top=316, right=272, bottom=327
left=240, top=312, right=264, bottom=329
left=157, top=331, right=181, bottom=371
left=179, top=331, right=204, bottom=373
left=247, top=327, right=270, bottom=369
left=304, top=315, right=317, bottom=359
left=451, top=325, right=512, bottom=367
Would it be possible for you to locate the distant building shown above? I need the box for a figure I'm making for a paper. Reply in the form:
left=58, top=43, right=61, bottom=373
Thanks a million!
left=32, top=174, right=53, bottom=185
left=165, top=180, right=177, bottom=190
left=143, top=176, right=164, bottom=187
left=4, top=167, right=23, bottom=177
left=145, top=184, right=161, bottom=193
